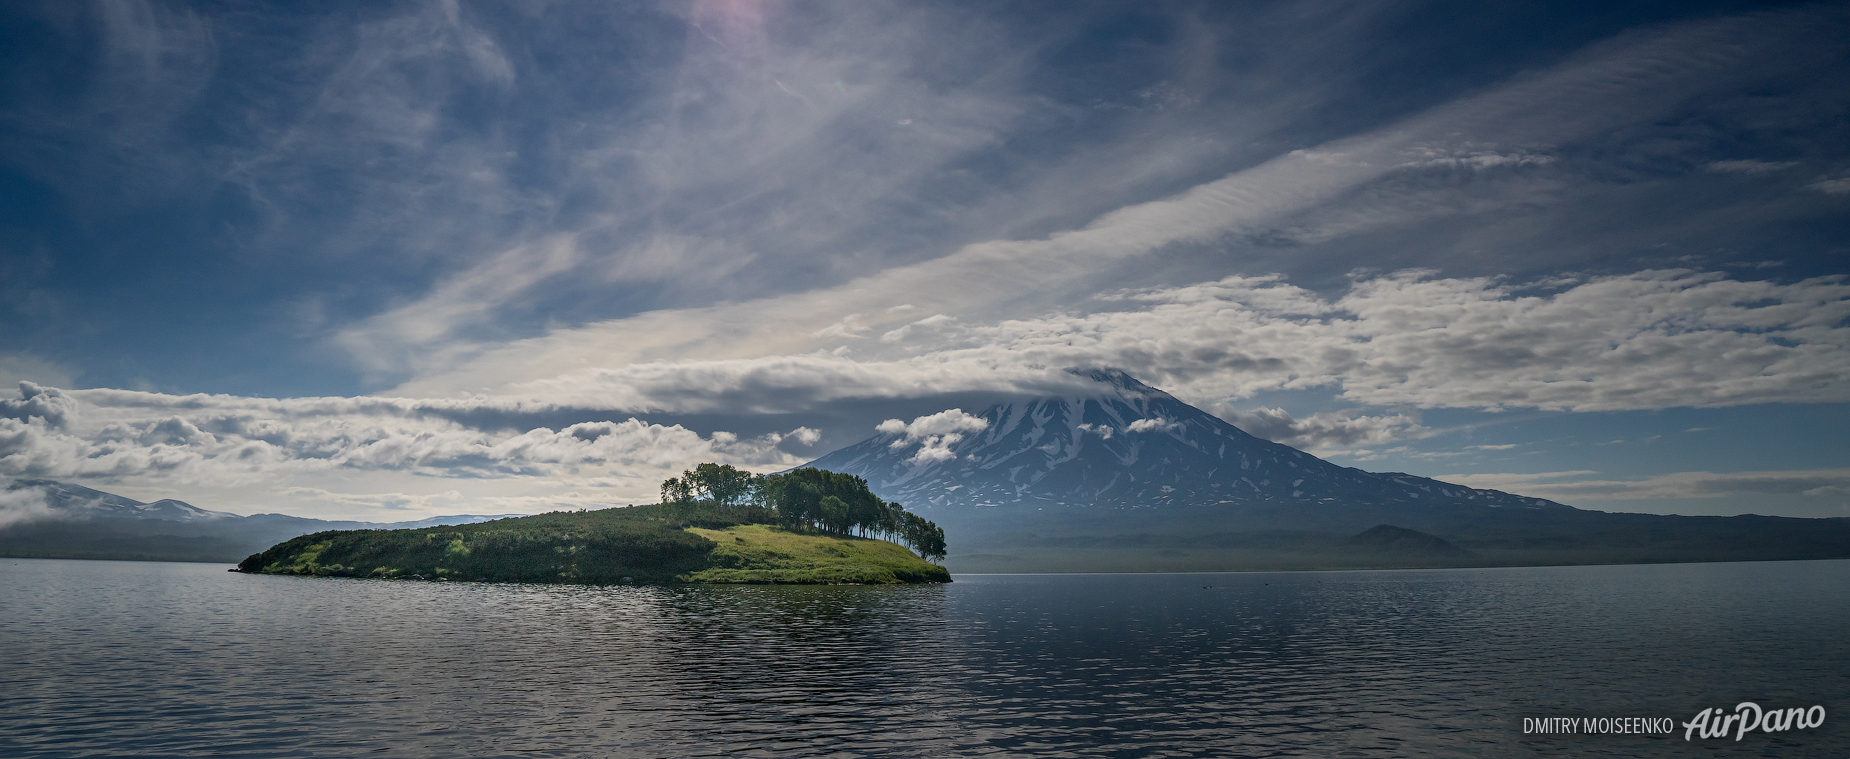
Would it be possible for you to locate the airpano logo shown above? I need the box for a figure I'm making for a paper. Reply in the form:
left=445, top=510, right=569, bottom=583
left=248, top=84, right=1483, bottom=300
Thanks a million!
left=1682, top=703, right=1825, bottom=741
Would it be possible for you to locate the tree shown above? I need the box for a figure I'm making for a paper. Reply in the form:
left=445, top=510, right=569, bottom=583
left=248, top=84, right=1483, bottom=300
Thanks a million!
left=901, top=512, right=947, bottom=561
left=685, top=463, right=762, bottom=512
left=686, top=465, right=948, bottom=560
left=921, top=524, right=946, bottom=562
left=819, top=495, right=851, bottom=535
left=763, top=468, right=823, bottom=528
left=877, top=500, right=904, bottom=540
left=660, top=476, right=694, bottom=507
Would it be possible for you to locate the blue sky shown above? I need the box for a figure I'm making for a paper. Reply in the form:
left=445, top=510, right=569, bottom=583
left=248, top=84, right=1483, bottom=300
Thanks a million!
left=1, top=0, right=1847, bottom=520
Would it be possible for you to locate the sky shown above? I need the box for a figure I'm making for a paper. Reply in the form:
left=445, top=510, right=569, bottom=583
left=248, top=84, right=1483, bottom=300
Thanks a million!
left=0, top=0, right=1847, bottom=521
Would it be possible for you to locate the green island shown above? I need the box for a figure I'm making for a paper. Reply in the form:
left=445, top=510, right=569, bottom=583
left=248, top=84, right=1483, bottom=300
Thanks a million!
left=234, top=465, right=950, bottom=585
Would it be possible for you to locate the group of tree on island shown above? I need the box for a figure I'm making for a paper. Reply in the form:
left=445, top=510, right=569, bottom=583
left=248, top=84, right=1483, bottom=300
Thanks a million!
left=661, top=463, right=947, bottom=561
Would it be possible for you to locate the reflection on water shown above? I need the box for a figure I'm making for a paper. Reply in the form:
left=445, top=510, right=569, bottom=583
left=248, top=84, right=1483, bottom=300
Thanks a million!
left=2, top=559, right=1847, bottom=757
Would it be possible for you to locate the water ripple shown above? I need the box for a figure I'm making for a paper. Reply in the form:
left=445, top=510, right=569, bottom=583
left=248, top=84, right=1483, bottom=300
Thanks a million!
left=2, top=559, right=1847, bottom=757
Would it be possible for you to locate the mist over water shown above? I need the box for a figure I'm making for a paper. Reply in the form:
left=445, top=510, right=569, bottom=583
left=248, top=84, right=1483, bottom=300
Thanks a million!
left=3, top=559, right=1846, bottom=757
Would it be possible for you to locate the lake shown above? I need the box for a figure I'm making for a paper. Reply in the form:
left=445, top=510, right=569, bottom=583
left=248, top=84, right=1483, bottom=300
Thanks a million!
left=2, top=557, right=1846, bottom=757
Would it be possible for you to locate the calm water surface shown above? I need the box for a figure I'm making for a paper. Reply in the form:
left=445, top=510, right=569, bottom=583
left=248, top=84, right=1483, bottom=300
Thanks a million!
left=2, top=558, right=1846, bottom=757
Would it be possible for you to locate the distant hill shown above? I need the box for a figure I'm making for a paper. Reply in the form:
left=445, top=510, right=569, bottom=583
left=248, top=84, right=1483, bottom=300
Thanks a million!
left=0, top=479, right=522, bottom=563
left=799, top=369, right=1850, bottom=572
left=1343, top=525, right=1472, bottom=558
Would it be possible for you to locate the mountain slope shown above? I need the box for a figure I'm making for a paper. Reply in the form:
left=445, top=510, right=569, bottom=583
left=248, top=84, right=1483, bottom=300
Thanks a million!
left=804, top=368, right=1563, bottom=514
left=797, top=369, right=1850, bottom=570
left=15, top=479, right=237, bottom=522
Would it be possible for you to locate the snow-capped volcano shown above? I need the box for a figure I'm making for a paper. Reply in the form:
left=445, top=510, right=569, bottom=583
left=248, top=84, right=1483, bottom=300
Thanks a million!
left=801, top=369, right=1567, bottom=515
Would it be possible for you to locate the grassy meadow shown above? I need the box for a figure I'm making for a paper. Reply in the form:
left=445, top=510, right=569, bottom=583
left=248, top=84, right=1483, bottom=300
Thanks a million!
left=236, top=504, right=949, bottom=585
left=684, top=524, right=951, bottom=584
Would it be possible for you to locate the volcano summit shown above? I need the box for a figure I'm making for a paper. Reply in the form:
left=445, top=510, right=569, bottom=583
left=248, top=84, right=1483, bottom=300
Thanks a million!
left=807, top=369, right=1561, bottom=514
left=800, top=370, right=1850, bottom=572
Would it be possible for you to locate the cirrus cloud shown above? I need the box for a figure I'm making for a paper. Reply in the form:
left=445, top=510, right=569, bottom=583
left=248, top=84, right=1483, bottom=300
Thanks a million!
left=420, top=268, right=1850, bottom=418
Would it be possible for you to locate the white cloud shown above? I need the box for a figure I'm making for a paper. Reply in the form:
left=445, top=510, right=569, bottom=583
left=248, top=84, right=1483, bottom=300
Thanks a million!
left=876, top=408, right=987, bottom=439
left=445, top=267, right=1849, bottom=418
left=881, top=314, right=955, bottom=343
left=0, top=382, right=823, bottom=511
left=784, top=426, right=822, bottom=446
left=1126, top=418, right=1179, bottom=434
left=812, top=314, right=873, bottom=340
left=1396, top=144, right=1557, bottom=170
left=1217, top=406, right=1432, bottom=450
left=279, top=487, right=465, bottom=513
left=1325, top=446, right=1470, bottom=463
left=1806, top=178, right=1850, bottom=194
left=0, top=383, right=79, bottom=430
left=335, top=235, right=587, bottom=377
left=976, top=268, right=1850, bottom=413
left=0, top=484, right=54, bottom=529
left=876, top=409, right=988, bottom=465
